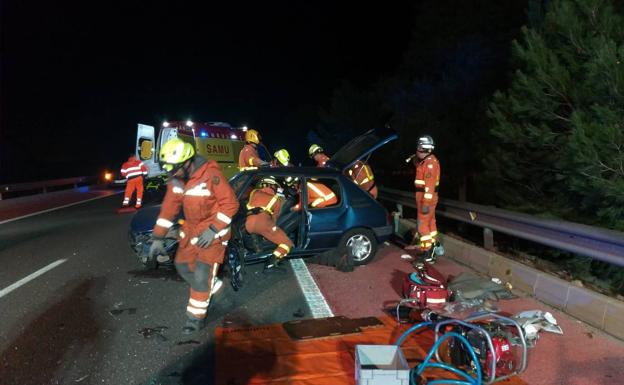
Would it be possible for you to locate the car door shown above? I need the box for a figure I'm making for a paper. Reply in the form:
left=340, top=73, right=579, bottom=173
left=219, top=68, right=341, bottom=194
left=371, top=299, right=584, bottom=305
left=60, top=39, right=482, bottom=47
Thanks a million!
left=304, top=176, right=347, bottom=250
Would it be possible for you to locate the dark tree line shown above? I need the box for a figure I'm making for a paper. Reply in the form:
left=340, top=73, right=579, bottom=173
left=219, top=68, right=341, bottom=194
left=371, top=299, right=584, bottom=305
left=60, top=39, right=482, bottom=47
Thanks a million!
left=310, top=0, right=624, bottom=293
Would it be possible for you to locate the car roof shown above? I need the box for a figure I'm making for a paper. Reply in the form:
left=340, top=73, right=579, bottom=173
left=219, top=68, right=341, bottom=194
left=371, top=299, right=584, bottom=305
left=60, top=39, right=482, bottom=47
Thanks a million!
left=239, top=167, right=344, bottom=177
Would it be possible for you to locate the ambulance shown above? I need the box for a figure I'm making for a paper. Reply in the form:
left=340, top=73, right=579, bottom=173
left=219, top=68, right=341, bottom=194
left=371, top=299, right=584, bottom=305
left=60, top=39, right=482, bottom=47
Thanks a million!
left=135, top=120, right=248, bottom=181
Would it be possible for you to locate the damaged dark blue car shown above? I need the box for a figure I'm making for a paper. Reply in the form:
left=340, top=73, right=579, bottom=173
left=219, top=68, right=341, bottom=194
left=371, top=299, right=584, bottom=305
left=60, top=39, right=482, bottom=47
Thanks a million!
left=128, top=126, right=397, bottom=289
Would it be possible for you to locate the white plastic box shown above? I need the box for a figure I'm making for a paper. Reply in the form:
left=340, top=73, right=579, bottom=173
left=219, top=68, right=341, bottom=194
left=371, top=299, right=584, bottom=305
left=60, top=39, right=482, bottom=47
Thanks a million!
left=355, top=345, right=411, bottom=385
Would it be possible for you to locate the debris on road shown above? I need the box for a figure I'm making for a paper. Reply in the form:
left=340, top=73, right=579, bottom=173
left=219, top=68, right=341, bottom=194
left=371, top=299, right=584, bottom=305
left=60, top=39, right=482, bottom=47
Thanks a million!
left=109, top=308, right=137, bottom=316
left=513, top=309, right=563, bottom=347
left=75, top=374, right=89, bottom=382
left=293, top=308, right=305, bottom=318
left=176, top=340, right=200, bottom=345
left=138, top=326, right=169, bottom=341
left=448, top=272, right=516, bottom=301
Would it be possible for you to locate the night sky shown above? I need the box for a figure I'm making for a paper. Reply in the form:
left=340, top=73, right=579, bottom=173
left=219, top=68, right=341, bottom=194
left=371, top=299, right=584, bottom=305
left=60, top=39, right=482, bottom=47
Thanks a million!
left=1, top=1, right=413, bottom=182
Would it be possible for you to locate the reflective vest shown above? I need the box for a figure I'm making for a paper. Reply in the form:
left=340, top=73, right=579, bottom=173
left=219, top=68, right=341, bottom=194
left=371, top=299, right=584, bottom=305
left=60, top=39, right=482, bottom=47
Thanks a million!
left=121, top=156, right=147, bottom=179
left=247, top=187, right=283, bottom=217
left=347, top=160, right=375, bottom=192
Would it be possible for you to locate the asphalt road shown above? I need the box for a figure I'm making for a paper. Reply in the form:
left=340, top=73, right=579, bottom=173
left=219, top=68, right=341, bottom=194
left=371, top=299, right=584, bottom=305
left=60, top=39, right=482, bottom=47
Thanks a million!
left=0, top=194, right=311, bottom=385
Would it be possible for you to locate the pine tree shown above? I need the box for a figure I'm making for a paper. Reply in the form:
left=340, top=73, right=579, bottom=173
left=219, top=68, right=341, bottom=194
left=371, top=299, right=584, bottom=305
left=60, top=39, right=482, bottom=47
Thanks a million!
left=486, top=0, right=624, bottom=231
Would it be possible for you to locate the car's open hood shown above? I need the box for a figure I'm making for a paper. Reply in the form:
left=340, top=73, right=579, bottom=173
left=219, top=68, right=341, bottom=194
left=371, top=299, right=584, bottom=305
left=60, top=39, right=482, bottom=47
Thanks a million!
left=325, top=126, right=398, bottom=172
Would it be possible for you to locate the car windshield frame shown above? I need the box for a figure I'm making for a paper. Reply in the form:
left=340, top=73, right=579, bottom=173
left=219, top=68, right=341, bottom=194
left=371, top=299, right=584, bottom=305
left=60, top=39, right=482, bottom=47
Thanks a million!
left=229, top=173, right=252, bottom=197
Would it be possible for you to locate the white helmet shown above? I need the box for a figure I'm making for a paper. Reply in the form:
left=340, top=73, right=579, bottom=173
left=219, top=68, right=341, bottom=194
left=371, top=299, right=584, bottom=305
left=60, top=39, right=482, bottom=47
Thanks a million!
left=417, top=135, right=435, bottom=151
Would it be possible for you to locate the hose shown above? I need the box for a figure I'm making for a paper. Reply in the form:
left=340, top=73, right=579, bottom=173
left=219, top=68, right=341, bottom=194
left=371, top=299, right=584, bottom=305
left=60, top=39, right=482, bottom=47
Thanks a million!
left=425, top=363, right=476, bottom=383
left=395, top=322, right=481, bottom=385
left=395, top=321, right=432, bottom=346
left=416, top=332, right=481, bottom=385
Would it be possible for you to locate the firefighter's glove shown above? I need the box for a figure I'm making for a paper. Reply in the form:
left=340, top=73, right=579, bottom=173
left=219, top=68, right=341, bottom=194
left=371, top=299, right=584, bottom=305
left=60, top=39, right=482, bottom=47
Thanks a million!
left=421, top=206, right=430, bottom=215
left=149, top=238, right=167, bottom=258
left=196, top=228, right=217, bottom=248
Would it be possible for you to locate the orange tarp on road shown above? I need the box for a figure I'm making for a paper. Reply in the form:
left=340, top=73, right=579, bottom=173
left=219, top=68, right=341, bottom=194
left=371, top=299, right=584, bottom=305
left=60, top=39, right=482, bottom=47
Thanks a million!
left=215, top=316, right=527, bottom=385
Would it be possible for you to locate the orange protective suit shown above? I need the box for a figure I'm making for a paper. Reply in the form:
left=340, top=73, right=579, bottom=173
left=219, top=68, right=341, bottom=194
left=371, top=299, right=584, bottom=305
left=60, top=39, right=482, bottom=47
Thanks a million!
left=120, top=156, right=147, bottom=208
left=414, top=154, right=441, bottom=251
left=245, top=187, right=294, bottom=259
left=347, top=160, right=377, bottom=199
left=293, top=181, right=338, bottom=211
left=313, top=153, right=330, bottom=167
left=152, top=157, right=239, bottom=319
left=239, top=143, right=264, bottom=171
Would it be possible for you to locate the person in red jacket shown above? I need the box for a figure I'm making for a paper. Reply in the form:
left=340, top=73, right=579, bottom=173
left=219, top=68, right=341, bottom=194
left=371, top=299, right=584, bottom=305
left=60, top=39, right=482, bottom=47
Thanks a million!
left=149, top=138, right=239, bottom=333
left=245, top=177, right=294, bottom=270
left=408, top=135, right=441, bottom=261
left=120, top=154, right=148, bottom=208
left=238, top=129, right=269, bottom=171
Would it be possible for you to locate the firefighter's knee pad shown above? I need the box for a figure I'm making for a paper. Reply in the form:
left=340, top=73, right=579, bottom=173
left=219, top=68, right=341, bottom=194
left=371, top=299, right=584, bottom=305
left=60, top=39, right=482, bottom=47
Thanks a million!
left=193, top=261, right=211, bottom=292
left=175, top=262, right=194, bottom=283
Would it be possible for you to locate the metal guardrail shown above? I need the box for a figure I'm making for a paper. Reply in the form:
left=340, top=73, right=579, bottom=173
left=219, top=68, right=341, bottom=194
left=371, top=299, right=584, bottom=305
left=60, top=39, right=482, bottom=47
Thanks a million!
left=378, top=186, right=624, bottom=268
left=0, top=177, right=89, bottom=200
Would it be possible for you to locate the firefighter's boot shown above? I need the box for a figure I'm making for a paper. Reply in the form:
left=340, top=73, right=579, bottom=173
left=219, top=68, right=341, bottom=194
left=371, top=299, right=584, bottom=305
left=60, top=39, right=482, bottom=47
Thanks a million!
left=182, top=317, right=206, bottom=334
left=263, top=255, right=286, bottom=273
left=423, top=247, right=436, bottom=264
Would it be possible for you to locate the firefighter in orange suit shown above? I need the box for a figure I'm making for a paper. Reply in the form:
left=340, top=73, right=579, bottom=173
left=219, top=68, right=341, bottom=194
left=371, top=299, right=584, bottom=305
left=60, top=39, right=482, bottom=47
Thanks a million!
left=346, top=160, right=377, bottom=199
left=245, top=178, right=294, bottom=269
left=308, top=144, right=330, bottom=167
left=120, top=154, right=148, bottom=208
left=292, top=180, right=339, bottom=211
left=239, top=129, right=269, bottom=171
left=149, top=138, right=239, bottom=333
left=411, top=135, right=440, bottom=260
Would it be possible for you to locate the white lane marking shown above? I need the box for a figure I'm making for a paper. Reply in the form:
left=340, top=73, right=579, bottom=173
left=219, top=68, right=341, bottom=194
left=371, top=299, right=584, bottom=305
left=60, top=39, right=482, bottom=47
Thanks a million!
left=0, top=191, right=122, bottom=226
left=0, top=259, right=67, bottom=298
left=289, top=258, right=334, bottom=318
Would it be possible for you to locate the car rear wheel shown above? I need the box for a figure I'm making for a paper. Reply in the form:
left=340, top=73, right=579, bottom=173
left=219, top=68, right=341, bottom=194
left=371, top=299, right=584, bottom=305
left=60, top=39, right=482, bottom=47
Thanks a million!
left=339, top=228, right=378, bottom=266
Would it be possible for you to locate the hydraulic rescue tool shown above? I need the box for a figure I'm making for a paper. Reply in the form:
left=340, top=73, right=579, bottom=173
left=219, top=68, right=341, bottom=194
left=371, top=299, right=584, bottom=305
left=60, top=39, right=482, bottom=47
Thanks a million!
left=431, top=312, right=528, bottom=384
left=392, top=306, right=528, bottom=384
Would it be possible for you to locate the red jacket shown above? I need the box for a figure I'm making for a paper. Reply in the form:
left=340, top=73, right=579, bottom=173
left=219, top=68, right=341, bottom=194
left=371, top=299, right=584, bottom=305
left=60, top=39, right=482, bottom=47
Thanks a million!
left=121, top=156, right=147, bottom=179
left=239, top=144, right=263, bottom=171
left=153, top=158, right=240, bottom=243
left=415, top=154, right=441, bottom=203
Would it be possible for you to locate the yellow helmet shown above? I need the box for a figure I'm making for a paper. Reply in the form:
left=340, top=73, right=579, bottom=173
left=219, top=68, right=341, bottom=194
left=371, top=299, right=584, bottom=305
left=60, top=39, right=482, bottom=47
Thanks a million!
left=244, top=129, right=260, bottom=144
left=159, top=138, right=195, bottom=172
left=308, top=144, right=324, bottom=158
left=274, top=148, right=290, bottom=166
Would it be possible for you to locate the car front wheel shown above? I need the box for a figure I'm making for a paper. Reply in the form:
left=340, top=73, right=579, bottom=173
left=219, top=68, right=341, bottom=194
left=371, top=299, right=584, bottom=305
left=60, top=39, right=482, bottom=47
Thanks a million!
left=339, top=228, right=378, bottom=266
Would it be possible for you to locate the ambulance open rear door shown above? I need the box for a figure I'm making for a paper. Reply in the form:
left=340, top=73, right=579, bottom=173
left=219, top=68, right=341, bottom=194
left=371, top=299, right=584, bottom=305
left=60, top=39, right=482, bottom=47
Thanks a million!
left=135, top=123, right=161, bottom=178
